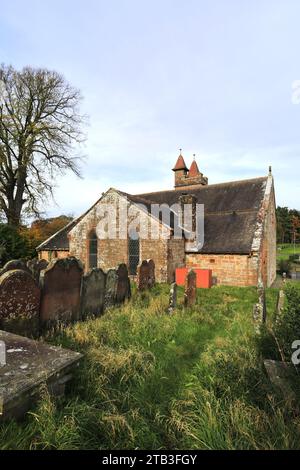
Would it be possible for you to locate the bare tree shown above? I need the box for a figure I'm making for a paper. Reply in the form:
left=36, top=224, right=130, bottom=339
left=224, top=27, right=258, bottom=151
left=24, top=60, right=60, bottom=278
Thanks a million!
left=0, top=64, right=86, bottom=226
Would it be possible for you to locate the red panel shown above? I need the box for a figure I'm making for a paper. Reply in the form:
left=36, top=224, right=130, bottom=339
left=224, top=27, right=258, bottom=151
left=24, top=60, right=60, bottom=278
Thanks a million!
left=175, top=268, right=212, bottom=288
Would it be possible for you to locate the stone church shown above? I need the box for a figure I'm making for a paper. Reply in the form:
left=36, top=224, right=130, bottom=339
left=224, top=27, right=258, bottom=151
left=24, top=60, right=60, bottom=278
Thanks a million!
left=37, top=153, right=277, bottom=287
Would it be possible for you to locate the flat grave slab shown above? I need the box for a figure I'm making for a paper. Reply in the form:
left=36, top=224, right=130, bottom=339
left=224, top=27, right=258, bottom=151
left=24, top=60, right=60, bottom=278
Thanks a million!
left=0, top=330, right=83, bottom=421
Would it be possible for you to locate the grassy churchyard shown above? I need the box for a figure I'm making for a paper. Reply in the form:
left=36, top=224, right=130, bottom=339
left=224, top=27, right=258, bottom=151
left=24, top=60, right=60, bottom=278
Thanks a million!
left=1, top=282, right=300, bottom=450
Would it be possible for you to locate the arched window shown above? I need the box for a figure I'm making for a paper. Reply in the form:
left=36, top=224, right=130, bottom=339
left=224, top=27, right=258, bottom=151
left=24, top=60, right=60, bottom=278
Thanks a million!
left=88, top=230, right=98, bottom=269
left=128, top=231, right=140, bottom=275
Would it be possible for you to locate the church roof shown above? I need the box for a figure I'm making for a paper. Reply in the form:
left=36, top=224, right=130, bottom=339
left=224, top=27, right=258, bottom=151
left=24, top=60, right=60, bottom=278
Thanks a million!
left=37, top=176, right=270, bottom=255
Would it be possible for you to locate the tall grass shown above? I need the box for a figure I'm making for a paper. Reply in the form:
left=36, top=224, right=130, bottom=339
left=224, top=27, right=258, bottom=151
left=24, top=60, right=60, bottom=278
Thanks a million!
left=1, top=284, right=300, bottom=450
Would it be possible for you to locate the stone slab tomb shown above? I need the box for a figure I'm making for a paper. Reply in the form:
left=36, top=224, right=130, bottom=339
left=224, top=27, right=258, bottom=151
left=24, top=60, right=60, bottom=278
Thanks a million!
left=40, top=257, right=83, bottom=324
left=0, top=269, right=41, bottom=337
left=0, top=330, right=82, bottom=421
left=81, top=268, right=106, bottom=318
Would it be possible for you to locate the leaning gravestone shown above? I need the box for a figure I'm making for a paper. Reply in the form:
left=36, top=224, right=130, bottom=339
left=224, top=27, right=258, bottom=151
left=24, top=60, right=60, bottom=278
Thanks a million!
left=81, top=268, right=106, bottom=318
left=27, top=258, right=49, bottom=283
left=0, top=259, right=31, bottom=277
left=40, top=257, right=83, bottom=325
left=0, top=269, right=41, bottom=337
left=147, top=259, right=155, bottom=288
left=275, top=289, right=285, bottom=323
left=137, top=260, right=150, bottom=291
left=116, top=264, right=131, bottom=304
left=104, top=269, right=118, bottom=308
left=253, top=284, right=267, bottom=333
left=184, top=270, right=196, bottom=307
left=168, top=282, right=177, bottom=314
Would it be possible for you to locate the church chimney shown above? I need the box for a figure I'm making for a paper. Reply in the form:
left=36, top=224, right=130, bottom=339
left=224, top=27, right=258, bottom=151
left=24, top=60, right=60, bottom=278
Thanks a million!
left=172, top=152, right=208, bottom=190
left=172, top=150, right=188, bottom=189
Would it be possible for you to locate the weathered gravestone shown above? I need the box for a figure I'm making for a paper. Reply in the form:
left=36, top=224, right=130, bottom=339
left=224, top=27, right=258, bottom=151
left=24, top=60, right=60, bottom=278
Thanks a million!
left=81, top=268, right=106, bottom=318
left=104, top=269, right=118, bottom=308
left=0, top=259, right=31, bottom=277
left=137, top=260, right=150, bottom=291
left=0, top=269, right=41, bottom=337
left=253, top=284, right=267, bottom=332
left=184, top=270, right=196, bottom=307
left=147, top=259, right=155, bottom=288
left=40, top=257, right=83, bottom=324
left=0, top=329, right=83, bottom=421
left=27, top=258, right=49, bottom=283
left=264, top=359, right=298, bottom=410
left=168, top=282, right=177, bottom=314
left=275, top=289, right=285, bottom=323
left=0, top=341, right=6, bottom=367
left=116, top=264, right=131, bottom=304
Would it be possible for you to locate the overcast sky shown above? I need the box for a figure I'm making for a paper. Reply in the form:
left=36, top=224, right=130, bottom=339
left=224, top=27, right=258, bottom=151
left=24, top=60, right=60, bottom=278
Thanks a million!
left=1, top=0, right=300, bottom=217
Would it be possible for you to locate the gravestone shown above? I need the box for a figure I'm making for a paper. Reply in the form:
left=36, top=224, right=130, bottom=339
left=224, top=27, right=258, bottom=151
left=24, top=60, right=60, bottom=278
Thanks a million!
left=81, top=268, right=106, bottom=318
left=184, top=270, right=196, bottom=307
left=264, top=360, right=298, bottom=409
left=0, top=269, right=41, bottom=337
left=253, top=285, right=267, bottom=332
left=0, top=259, right=31, bottom=277
left=104, top=269, right=118, bottom=308
left=0, top=341, right=6, bottom=367
left=137, top=260, right=150, bottom=291
left=116, top=264, right=131, bottom=304
left=40, top=257, right=83, bottom=324
left=168, top=282, right=177, bottom=314
left=147, top=259, right=155, bottom=288
left=27, top=258, right=49, bottom=283
left=275, top=289, right=285, bottom=322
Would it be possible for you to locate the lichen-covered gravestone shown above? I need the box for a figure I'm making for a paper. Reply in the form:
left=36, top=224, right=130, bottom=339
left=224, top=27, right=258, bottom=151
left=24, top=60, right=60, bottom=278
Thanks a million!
left=253, top=284, right=267, bottom=332
left=137, top=260, right=150, bottom=291
left=184, top=270, right=196, bottom=307
left=147, top=259, right=155, bottom=288
left=104, top=269, right=118, bottom=308
left=0, top=259, right=31, bottom=277
left=0, top=269, right=41, bottom=337
left=81, top=268, right=106, bottom=318
left=27, top=258, right=49, bottom=283
left=116, top=264, right=131, bottom=304
left=40, top=257, right=83, bottom=324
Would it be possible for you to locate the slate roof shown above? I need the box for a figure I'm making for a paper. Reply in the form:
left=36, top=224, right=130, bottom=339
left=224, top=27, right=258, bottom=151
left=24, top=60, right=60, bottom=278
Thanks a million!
left=38, top=176, right=268, bottom=255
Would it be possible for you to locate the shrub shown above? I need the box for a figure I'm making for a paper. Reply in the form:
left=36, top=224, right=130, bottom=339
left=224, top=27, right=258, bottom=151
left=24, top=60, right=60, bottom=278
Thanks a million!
left=273, top=285, right=300, bottom=362
left=0, top=224, right=32, bottom=268
left=278, top=259, right=291, bottom=275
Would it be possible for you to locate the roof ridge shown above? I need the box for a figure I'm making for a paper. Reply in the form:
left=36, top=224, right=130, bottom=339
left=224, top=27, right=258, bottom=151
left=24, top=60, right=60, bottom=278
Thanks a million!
left=134, top=176, right=268, bottom=197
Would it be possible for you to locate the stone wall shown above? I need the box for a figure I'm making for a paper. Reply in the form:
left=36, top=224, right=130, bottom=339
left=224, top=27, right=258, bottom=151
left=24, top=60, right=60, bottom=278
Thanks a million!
left=260, top=186, right=277, bottom=287
left=186, top=253, right=259, bottom=286
left=38, top=250, right=69, bottom=262
left=68, top=189, right=181, bottom=283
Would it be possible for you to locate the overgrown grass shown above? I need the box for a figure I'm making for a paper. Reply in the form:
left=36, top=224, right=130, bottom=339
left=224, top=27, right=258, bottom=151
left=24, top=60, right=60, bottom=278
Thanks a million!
left=277, top=243, right=300, bottom=262
left=1, top=284, right=300, bottom=450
